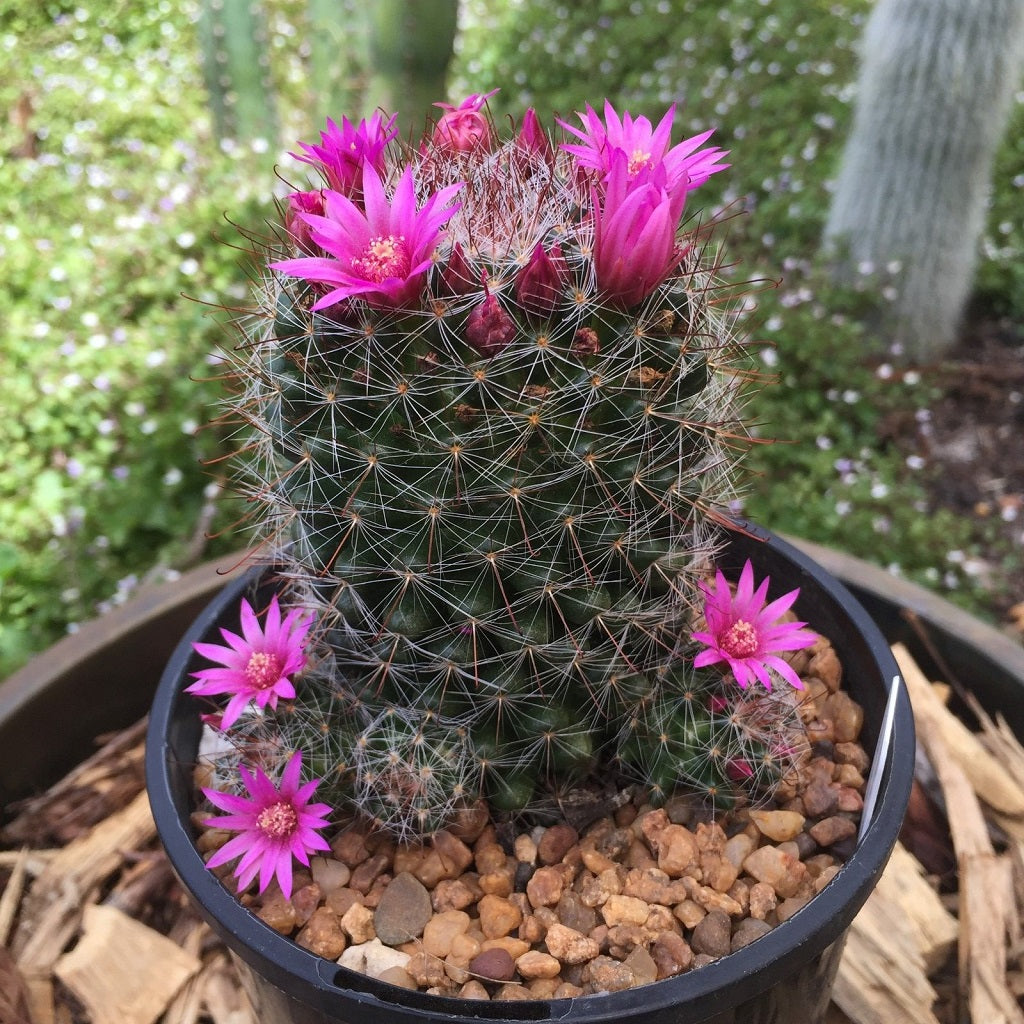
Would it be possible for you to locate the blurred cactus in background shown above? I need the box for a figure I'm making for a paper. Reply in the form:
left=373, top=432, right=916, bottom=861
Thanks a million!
left=824, top=0, right=1024, bottom=360
left=197, top=98, right=813, bottom=839
left=197, top=0, right=278, bottom=144
left=196, top=0, right=459, bottom=145
left=366, top=0, right=460, bottom=139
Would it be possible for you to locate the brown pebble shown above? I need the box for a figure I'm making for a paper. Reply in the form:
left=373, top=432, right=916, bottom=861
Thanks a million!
left=749, top=810, right=805, bottom=843
left=477, top=893, right=523, bottom=939
left=651, top=931, right=694, bottom=979
left=583, top=955, right=635, bottom=992
left=431, top=877, right=480, bottom=913
left=373, top=871, right=432, bottom=944
left=492, top=983, right=533, bottom=1000
left=809, top=815, right=858, bottom=847
left=332, top=828, right=372, bottom=867
left=600, top=894, right=650, bottom=928
left=350, top=852, right=391, bottom=894
left=295, top=906, right=347, bottom=959
left=516, top=949, right=561, bottom=979
left=526, top=865, right=566, bottom=908
left=543, top=922, right=600, bottom=965
left=376, top=966, right=417, bottom=990
left=446, top=801, right=490, bottom=844
left=325, top=886, right=362, bottom=919
left=623, top=945, right=658, bottom=986
left=256, top=889, right=296, bottom=934
left=421, top=910, right=471, bottom=958
left=290, top=882, right=322, bottom=926
left=691, top=909, right=732, bottom=959
left=834, top=741, right=871, bottom=773
left=556, top=890, right=598, bottom=935
left=469, top=947, right=516, bottom=983
left=657, top=824, right=700, bottom=877
left=458, top=979, right=490, bottom=1000
left=340, top=901, right=376, bottom=944
left=731, top=917, right=773, bottom=951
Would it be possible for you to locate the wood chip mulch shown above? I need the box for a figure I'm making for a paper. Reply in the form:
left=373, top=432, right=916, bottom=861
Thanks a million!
left=2, top=644, right=1024, bottom=1024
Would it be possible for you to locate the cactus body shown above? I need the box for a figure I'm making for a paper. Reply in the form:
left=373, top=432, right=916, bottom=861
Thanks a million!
left=220, top=107, right=803, bottom=837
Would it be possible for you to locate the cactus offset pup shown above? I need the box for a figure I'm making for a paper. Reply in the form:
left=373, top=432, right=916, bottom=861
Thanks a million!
left=195, top=95, right=815, bottom=854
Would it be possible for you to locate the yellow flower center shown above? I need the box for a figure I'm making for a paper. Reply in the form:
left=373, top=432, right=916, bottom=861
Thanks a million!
left=257, top=800, right=298, bottom=839
left=628, top=148, right=652, bottom=175
left=353, top=234, right=408, bottom=282
left=722, top=619, right=759, bottom=659
left=245, top=651, right=282, bottom=690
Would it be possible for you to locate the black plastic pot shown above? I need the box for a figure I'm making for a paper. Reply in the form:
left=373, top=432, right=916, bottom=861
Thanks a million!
left=144, top=526, right=915, bottom=1024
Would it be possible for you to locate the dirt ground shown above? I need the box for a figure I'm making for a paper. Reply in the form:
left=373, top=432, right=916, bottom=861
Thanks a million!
left=881, top=313, right=1024, bottom=635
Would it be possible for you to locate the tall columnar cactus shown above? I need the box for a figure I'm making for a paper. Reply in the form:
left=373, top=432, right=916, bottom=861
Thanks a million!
left=197, top=0, right=278, bottom=144
left=365, top=0, right=460, bottom=137
left=824, top=0, right=1024, bottom=360
left=207, top=98, right=811, bottom=838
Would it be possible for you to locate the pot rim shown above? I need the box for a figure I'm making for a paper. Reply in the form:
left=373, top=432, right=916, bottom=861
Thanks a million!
left=145, top=524, right=915, bottom=1023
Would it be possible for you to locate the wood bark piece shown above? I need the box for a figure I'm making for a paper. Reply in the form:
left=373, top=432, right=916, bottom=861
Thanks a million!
left=831, top=842, right=943, bottom=1024
left=894, top=642, right=1024, bottom=818
left=53, top=903, right=200, bottom=1024
left=0, top=846, right=29, bottom=947
left=894, top=643, right=1024, bottom=1024
left=11, top=788, right=155, bottom=965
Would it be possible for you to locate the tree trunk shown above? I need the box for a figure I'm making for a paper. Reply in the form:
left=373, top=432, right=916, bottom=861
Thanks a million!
left=823, top=0, right=1024, bottom=362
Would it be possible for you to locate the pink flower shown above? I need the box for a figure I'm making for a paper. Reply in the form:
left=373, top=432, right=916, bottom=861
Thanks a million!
left=692, top=559, right=816, bottom=691
left=591, top=151, right=682, bottom=307
left=202, top=751, right=331, bottom=899
left=432, top=90, right=498, bottom=152
left=292, top=111, right=397, bottom=201
left=186, top=595, right=313, bottom=731
left=560, top=100, right=729, bottom=193
left=270, top=164, right=463, bottom=311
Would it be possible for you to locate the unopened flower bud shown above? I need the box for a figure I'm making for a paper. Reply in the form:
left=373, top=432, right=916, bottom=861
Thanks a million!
left=516, top=108, right=553, bottom=162
left=433, top=107, right=491, bottom=152
left=466, top=293, right=517, bottom=357
left=515, top=243, right=567, bottom=317
left=439, top=241, right=477, bottom=296
left=285, top=190, right=324, bottom=251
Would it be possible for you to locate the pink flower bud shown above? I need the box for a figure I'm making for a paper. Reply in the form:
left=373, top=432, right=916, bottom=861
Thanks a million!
left=439, top=241, right=477, bottom=296
left=515, top=242, right=567, bottom=317
left=466, top=293, right=517, bottom=357
left=431, top=92, right=497, bottom=154
left=516, top=108, right=553, bottom=162
left=285, top=190, right=325, bottom=250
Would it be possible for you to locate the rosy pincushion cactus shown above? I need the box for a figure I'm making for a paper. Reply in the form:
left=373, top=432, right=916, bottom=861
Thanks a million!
left=194, top=90, right=817, bottom=840
left=202, top=751, right=331, bottom=899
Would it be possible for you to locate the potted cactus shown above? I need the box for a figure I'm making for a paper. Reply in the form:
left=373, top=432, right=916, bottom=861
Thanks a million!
left=146, top=94, right=913, bottom=1023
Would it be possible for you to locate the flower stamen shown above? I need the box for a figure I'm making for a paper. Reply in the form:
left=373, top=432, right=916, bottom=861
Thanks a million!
left=257, top=800, right=298, bottom=839
left=245, top=651, right=283, bottom=690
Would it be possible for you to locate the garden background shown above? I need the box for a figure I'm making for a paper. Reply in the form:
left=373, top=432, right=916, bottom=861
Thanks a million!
left=1, top=0, right=1022, bottom=679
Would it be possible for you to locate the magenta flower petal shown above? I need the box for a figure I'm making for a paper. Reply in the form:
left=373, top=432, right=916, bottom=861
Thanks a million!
left=292, top=111, right=398, bottom=201
left=185, top=594, right=314, bottom=731
left=271, top=164, right=463, bottom=311
left=202, top=751, right=331, bottom=899
left=691, top=559, right=816, bottom=691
